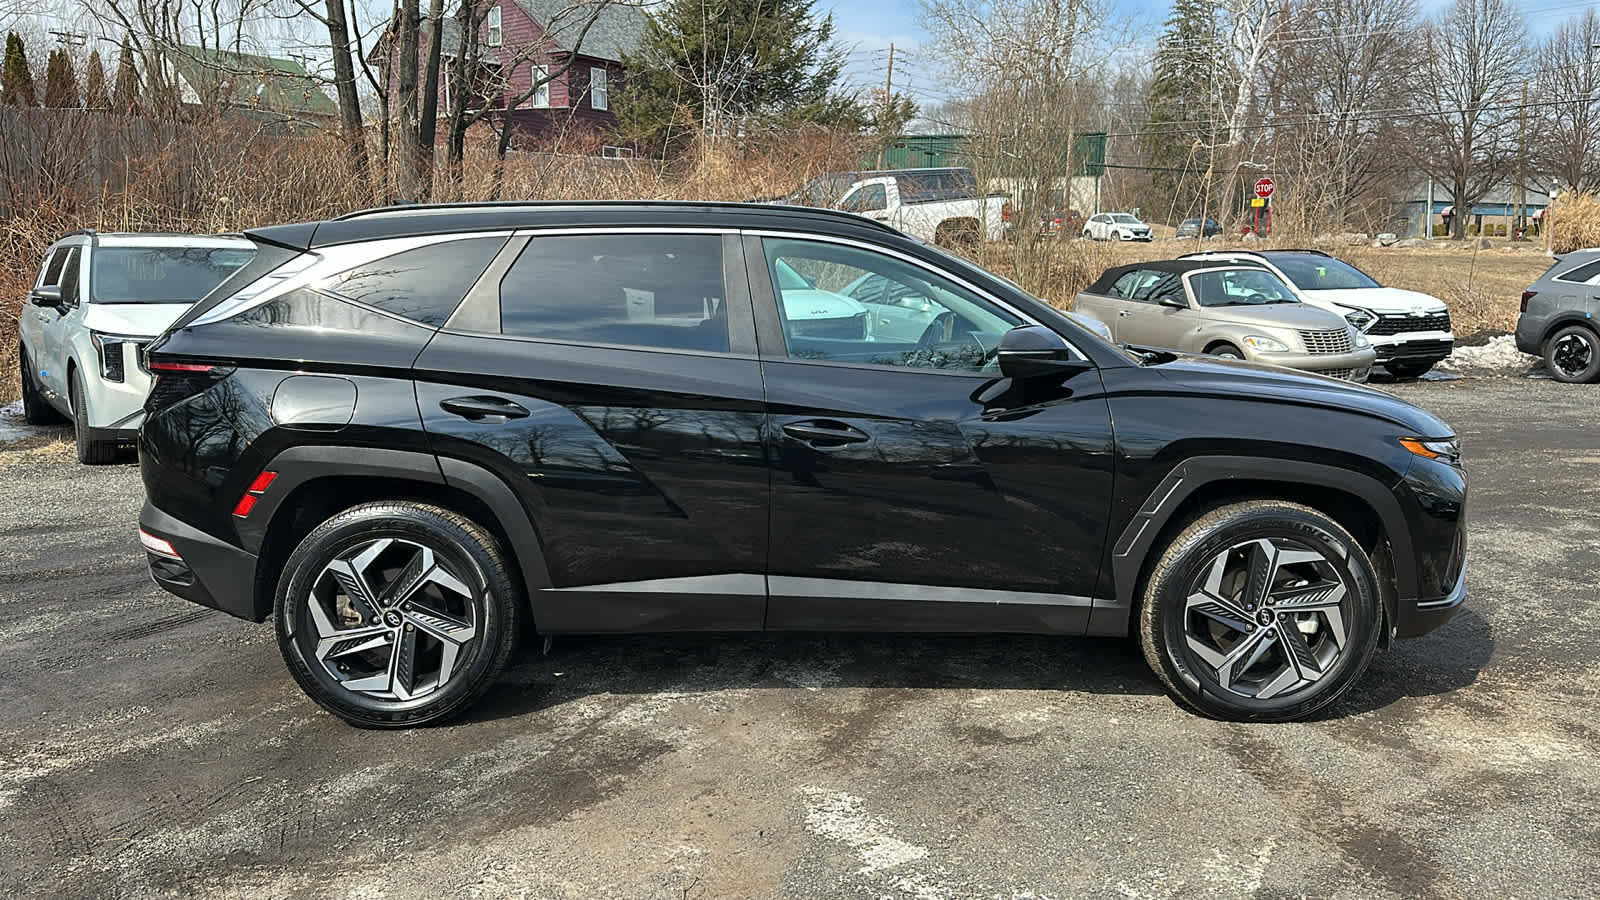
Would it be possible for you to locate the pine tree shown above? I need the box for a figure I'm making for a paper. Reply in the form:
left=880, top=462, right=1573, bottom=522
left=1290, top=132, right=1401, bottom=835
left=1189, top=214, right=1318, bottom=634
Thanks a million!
left=111, top=40, right=139, bottom=112
left=1140, top=0, right=1227, bottom=220
left=616, top=0, right=863, bottom=154
left=84, top=49, right=109, bottom=108
left=1, top=32, right=38, bottom=106
left=44, top=48, right=79, bottom=108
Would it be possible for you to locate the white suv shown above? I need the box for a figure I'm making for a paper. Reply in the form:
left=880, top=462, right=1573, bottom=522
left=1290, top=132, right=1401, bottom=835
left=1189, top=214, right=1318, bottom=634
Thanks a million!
left=1082, top=213, right=1153, bottom=242
left=1182, top=250, right=1454, bottom=378
left=17, top=232, right=254, bottom=462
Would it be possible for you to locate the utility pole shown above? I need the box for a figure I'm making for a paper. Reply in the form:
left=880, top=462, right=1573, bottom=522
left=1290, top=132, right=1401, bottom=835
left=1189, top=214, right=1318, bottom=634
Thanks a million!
left=877, top=43, right=895, bottom=169
left=1516, top=83, right=1527, bottom=240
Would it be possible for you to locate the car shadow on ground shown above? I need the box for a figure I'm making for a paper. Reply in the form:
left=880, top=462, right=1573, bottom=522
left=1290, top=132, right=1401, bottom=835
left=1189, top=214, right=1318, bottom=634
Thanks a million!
left=459, top=606, right=1494, bottom=726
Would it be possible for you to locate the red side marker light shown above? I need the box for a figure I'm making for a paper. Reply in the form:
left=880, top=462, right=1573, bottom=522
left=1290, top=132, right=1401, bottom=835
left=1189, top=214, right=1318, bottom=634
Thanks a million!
left=139, top=529, right=181, bottom=559
left=233, top=470, right=278, bottom=518
left=232, top=494, right=259, bottom=518
left=247, top=471, right=278, bottom=494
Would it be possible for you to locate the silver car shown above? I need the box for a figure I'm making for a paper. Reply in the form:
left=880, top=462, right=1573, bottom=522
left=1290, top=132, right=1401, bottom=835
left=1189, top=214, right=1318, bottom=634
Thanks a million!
left=1514, top=248, right=1600, bottom=383
left=1073, top=259, right=1377, bottom=381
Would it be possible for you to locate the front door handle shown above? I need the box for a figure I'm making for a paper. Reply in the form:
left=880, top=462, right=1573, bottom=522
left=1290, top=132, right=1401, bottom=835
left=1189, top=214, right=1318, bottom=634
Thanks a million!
left=1117, top=309, right=1133, bottom=317
left=440, top=396, right=530, bottom=421
left=781, top=419, right=870, bottom=448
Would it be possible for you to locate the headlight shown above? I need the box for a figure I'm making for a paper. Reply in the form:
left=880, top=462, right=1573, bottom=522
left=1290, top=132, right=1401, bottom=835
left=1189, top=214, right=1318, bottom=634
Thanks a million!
left=90, top=331, right=134, bottom=383
left=1341, top=306, right=1377, bottom=331
left=1241, top=335, right=1289, bottom=352
left=1399, top=436, right=1461, bottom=464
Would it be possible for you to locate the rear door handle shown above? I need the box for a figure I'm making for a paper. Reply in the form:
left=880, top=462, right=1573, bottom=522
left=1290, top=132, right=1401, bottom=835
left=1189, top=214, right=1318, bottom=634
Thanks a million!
left=439, top=396, right=530, bottom=421
left=781, top=419, right=870, bottom=448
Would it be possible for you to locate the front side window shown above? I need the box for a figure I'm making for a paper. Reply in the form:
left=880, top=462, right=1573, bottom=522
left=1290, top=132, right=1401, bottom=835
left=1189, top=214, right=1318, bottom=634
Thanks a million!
left=320, top=237, right=505, bottom=326
left=1272, top=255, right=1380, bottom=291
left=1110, top=214, right=1140, bottom=224
left=589, top=66, right=608, bottom=110
left=499, top=233, right=728, bottom=353
left=40, top=247, right=69, bottom=287
left=840, top=184, right=887, bottom=213
left=1190, top=269, right=1300, bottom=307
left=58, top=248, right=83, bottom=306
left=764, top=237, right=1021, bottom=373
left=89, top=246, right=253, bottom=304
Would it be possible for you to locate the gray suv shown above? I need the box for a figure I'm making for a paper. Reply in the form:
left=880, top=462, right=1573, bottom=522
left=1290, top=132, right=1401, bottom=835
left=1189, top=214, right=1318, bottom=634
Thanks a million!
left=1074, top=260, right=1376, bottom=381
left=1515, top=248, right=1600, bottom=383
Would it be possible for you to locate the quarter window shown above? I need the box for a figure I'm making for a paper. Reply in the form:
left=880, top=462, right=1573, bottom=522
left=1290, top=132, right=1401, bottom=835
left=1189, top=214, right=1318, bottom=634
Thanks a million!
left=499, top=234, right=729, bottom=352
left=320, top=237, right=506, bottom=326
left=762, top=238, right=1020, bottom=373
left=1555, top=260, right=1600, bottom=284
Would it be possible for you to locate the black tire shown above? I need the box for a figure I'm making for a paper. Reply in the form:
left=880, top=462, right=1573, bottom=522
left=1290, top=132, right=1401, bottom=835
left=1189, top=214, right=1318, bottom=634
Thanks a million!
left=1384, top=360, right=1434, bottom=379
left=18, top=348, right=66, bottom=425
left=275, top=502, right=523, bottom=728
left=1543, top=324, right=1600, bottom=384
left=69, top=371, right=118, bottom=465
left=1207, top=343, right=1244, bottom=360
left=1138, top=500, right=1383, bottom=722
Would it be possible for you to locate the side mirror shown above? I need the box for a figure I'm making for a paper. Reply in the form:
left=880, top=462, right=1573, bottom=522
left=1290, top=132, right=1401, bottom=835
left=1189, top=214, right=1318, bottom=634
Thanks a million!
left=997, top=325, right=1091, bottom=380
left=1159, top=293, right=1188, bottom=309
left=30, top=285, right=63, bottom=308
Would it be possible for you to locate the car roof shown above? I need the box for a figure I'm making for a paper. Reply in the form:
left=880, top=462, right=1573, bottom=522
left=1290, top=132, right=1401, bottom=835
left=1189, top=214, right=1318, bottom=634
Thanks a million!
left=1086, top=258, right=1268, bottom=293
left=1182, top=249, right=1332, bottom=260
left=243, top=201, right=905, bottom=251
left=49, top=231, right=251, bottom=251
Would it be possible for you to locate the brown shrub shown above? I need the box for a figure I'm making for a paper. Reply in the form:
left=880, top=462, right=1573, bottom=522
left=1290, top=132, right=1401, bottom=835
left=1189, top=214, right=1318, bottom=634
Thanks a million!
left=1550, top=192, right=1600, bottom=255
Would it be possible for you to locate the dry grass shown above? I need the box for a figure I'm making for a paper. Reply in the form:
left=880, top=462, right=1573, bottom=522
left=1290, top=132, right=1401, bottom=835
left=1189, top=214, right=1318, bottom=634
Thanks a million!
left=1550, top=192, right=1600, bottom=255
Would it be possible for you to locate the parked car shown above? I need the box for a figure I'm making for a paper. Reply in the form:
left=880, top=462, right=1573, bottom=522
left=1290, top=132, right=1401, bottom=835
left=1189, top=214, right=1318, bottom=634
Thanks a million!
left=1176, top=217, right=1222, bottom=238
left=1073, top=259, right=1377, bottom=381
left=1183, top=250, right=1454, bottom=378
left=1040, top=208, right=1085, bottom=236
left=1082, top=213, right=1153, bottom=242
left=16, top=231, right=255, bottom=462
left=783, top=166, right=1010, bottom=246
left=137, top=201, right=1465, bottom=728
left=1514, top=247, right=1600, bottom=382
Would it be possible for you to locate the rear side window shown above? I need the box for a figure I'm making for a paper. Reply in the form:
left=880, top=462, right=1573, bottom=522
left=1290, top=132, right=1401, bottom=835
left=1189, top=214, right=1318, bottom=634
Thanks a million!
left=1555, top=259, right=1600, bottom=285
left=321, top=237, right=506, bottom=326
left=499, top=234, right=728, bottom=352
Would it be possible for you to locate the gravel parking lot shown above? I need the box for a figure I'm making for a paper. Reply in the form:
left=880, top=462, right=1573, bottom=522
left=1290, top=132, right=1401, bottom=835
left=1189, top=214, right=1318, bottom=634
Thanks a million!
left=1, top=377, right=1596, bottom=898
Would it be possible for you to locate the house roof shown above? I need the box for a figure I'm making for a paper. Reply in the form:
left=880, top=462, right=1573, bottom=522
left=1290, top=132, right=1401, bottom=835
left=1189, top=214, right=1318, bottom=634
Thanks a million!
left=165, top=45, right=338, bottom=117
left=512, top=0, right=647, bottom=63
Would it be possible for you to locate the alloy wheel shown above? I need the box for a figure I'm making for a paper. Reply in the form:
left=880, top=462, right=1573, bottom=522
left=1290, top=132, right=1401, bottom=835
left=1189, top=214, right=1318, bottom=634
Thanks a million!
left=304, top=538, right=480, bottom=701
left=1182, top=537, right=1351, bottom=701
left=1551, top=331, right=1594, bottom=379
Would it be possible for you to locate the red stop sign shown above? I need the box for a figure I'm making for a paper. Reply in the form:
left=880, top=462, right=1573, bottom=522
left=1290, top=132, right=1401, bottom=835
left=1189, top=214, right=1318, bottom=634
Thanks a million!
left=1254, top=177, right=1276, bottom=199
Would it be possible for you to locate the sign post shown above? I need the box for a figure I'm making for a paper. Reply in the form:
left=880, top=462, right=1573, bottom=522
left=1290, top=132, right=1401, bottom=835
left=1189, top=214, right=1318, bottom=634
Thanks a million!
left=1253, top=178, right=1276, bottom=238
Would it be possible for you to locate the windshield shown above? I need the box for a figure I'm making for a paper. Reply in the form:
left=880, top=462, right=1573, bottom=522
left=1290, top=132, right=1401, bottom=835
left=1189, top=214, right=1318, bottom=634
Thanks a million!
left=1110, top=214, right=1141, bottom=224
left=1271, top=255, right=1380, bottom=291
left=1191, top=268, right=1300, bottom=307
left=91, top=246, right=254, bottom=304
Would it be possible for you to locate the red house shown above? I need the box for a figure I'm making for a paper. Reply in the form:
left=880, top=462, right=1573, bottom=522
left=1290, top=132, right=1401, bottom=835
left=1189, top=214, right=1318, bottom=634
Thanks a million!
left=375, top=0, right=648, bottom=156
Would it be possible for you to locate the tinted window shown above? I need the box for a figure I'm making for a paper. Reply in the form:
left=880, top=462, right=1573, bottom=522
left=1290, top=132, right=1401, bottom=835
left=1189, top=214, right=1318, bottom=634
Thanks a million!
left=58, top=248, right=83, bottom=306
left=90, top=246, right=254, bottom=304
left=842, top=183, right=887, bottom=212
left=499, top=234, right=729, bottom=352
left=1271, top=255, right=1380, bottom=290
left=1555, top=259, right=1600, bottom=284
left=322, top=237, right=505, bottom=326
left=765, top=237, right=1020, bottom=373
left=40, top=248, right=69, bottom=286
left=896, top=170, right=978, bottom=203
left=1191, top=269, right=1299, bottom=307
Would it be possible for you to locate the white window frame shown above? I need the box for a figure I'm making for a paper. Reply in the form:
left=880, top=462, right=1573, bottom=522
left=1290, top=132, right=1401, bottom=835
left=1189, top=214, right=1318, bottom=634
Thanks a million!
left=529, top=64, right=550, bottom=108
left=589, top=66, right=608, bottom=110
left=485, top=6, right=502, bottom=47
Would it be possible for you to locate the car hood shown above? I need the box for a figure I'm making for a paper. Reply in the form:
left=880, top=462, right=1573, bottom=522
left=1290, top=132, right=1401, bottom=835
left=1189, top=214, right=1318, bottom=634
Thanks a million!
left=1302, top=287, right=1448, bottom=314
left=80, top=302, right=193, bottom=337
left=1203, top=302, right=1349, bottom=330
left=1152, top=354, right=1452, bottom=435
left=780, top=288, right=866, bottom=321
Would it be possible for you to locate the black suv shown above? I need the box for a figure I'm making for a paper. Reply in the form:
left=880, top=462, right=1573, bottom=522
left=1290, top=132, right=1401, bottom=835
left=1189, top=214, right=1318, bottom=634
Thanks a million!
left=137, top=202, right=1468, bottom=727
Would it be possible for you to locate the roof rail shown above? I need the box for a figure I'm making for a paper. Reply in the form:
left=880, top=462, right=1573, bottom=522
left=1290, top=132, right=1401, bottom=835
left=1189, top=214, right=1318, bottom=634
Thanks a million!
left=329, top=199, right=904, bottom=235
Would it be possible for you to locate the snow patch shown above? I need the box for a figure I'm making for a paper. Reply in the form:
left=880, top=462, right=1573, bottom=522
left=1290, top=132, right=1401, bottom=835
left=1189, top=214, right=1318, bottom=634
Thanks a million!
left=1436, top=334, right=1538, bottom=375
left=0, top=401, right=42, bottom=444
left=800, top=787, right=929, bottom=876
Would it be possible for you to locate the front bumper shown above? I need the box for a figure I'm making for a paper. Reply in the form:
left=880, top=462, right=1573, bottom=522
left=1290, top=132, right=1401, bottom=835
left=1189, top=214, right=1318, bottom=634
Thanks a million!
left=1251, top=347, right=1379, bottom=381
left=1117, top=232, right=1153, bottom=242
left=139, top=501, right=264, bottom=621
left=1372, top=334, right=1454, bottom=364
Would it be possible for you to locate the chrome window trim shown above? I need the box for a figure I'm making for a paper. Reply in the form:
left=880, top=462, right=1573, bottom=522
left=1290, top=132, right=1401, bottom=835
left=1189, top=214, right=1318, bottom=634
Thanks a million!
left=192, top=231, right=518, bottom=326
left=740, top=227, right=1091, bottom=366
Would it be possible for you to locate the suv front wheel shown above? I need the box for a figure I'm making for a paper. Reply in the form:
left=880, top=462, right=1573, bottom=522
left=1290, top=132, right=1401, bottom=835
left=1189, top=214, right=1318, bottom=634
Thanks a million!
left=1139, top=500, right=1382, bottom=722
left=276, top=502, right=523, bottom=727
left=69, top=370, right=119, bottom=464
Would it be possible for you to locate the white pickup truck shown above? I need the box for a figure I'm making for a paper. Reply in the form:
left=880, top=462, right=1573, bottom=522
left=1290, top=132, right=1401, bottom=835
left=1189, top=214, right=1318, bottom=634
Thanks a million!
left=785, top=167, right=1011, bottom=246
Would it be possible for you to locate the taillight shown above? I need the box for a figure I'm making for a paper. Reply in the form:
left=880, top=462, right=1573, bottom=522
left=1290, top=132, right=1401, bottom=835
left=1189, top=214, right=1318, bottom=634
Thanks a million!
left=148, top=360, right=222, bottom=374
left=1521, top=290, right=1536, bottom=313
left=233, top=469, right=277, bottom=518
left=144, top=358, right=234, bottom=414
left=1001, top=201, right=1013, bottom=223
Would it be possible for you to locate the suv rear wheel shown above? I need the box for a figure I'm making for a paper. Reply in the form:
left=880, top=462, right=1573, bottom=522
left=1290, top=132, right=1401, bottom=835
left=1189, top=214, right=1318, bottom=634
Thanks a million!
left=18, top=348, right=65, bottom=426
left=1543, top=324, right=1600, bottom=383
left=275, top=502, right=523, bottom=727
left=1139, top=500, right=1382, bottom=722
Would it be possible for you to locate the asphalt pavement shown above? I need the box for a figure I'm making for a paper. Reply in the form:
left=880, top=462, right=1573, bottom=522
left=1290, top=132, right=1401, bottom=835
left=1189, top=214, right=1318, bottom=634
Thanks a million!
left=0, top=376, right=1596, bottom=898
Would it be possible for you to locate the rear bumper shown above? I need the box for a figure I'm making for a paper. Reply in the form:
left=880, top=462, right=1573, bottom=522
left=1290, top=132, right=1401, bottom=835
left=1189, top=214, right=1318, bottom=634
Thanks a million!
left=139, top=501, right=264, bottom=622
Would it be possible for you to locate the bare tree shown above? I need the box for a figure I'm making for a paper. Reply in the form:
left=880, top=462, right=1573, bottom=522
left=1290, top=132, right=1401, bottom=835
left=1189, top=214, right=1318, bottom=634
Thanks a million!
left=1534, top=9, right=1600, bottom=193
left=1414, top=0, right=1525, bottom=238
